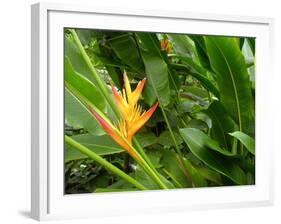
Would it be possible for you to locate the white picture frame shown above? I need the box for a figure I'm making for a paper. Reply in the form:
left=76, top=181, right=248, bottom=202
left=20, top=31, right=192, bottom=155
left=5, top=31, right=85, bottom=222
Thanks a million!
left=31, top=2, right=275, bottom=221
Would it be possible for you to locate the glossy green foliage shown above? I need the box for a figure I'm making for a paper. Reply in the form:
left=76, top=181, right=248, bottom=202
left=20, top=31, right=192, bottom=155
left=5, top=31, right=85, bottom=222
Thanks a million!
left=205, top=37, right=254, bottom=136
left=64, top=29, right=255, bottom=194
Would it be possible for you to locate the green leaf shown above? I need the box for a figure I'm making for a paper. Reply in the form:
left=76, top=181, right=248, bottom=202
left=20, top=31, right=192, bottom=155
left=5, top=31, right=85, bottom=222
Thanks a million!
left=189, top=35, right=212, bottom=70
left=65, top=57, right=106, bottom=112
left=180, top=128, right=247, bottom=184
left=186, top=119, right=209, bottom=132
left=158, top=130, right=183, bottom=147
left=182, top=159, right=208, bottom=187
left=161, top=149, right=190, bottom=187
left=238, top=37, right=245, bottom=50
left=65, top=134, right=124, bottom=162
left=229, top=131, right=255, bottom=155
left=170, top=59, right=219, bottom=98
left=171, top=54, right=209, bottom=77
left=204, top=101, right=236, bottom=149
left=197, top=167, right=222, bottom=185
left=134, top=165, right=159, bottom=189
left=146, top=149, right=162, bottom=169
left=136, top=33, right=171, bottom=106
left=65, top=34, right=97, bottom=83
left=108, top=33, right=145, bottom=75
left=167, top=34, right=195, bottom=57
left=247, top=37, right=255, bottom=55
left=177, top=101, right=199, bottom=114
left=183, top=128, right=235, bottom=156
left=205, top=36, right=254, bottom=136
left=135, top=132, right=158, bottom=148
left=76, top=29, right=97, bottom=45
left=65, top=89, right=104, bottom=135
left=184, top=86, right=209, bottom=99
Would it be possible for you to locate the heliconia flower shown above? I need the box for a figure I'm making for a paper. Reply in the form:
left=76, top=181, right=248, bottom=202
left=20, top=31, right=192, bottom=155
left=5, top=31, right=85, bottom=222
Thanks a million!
left=111, top=72, right=159, bottom=143
left=89, top=107, right=140, bottom=160
left=90, top=73, right=159, bottom=161
left=160, top=39, right=172, bottom=53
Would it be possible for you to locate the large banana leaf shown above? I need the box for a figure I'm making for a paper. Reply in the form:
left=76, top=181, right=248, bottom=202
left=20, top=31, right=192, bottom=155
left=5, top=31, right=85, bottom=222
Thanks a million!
left=136, top=33, right=171, bottom=106
left=205, top=36, right=254, bottom=136
left=180, top=128, right=247, bottom=184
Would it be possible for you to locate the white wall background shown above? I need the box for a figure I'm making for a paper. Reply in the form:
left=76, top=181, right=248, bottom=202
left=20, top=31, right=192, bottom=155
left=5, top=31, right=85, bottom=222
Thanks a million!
left=0, top=0, right=279, bottom=223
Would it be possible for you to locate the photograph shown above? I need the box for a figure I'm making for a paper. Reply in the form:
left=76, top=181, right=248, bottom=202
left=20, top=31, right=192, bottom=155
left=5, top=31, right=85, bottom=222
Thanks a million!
left=64, top=28, right=255, bottom=194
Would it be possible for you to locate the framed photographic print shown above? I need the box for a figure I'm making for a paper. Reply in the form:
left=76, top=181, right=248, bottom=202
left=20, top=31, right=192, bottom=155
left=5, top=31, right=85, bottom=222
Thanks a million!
left=31, top=2, right=274, bottom=221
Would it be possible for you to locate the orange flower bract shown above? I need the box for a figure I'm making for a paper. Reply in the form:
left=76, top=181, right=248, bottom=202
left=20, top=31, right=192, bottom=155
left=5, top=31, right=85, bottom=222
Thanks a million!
left=90, top=72, right=159, bottom=161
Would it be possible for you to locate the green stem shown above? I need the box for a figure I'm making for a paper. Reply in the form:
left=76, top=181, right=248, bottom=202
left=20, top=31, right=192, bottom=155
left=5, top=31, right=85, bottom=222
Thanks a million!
left=232, top=138, right=238, bottom=154
left=133, top=138, right=156, bottom=171
left=160, top=106, right=183, bottom=157
left=159, top=106, right=192, bottom=182
left=139, top=159, right=168, bottom=189
left=163, top=169, right=183, bottom=188
left=69, top=29, right=120, bottom=118
left=65, top=135, right=147, bottom=190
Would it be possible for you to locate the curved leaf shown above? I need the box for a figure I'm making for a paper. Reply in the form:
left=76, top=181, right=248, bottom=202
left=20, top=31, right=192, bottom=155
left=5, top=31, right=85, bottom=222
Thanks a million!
left=205, top=36, right=254, bottom=135
left=180, top=128, right=247, bottom=184
left=229, top=131, right=255, bottom=155
left=170, top=60, right=219, bottom=98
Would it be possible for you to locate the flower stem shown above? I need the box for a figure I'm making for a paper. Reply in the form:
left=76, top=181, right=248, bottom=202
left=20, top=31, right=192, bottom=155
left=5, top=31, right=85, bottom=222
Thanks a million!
left=65, top=135, right=147, bottom=190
